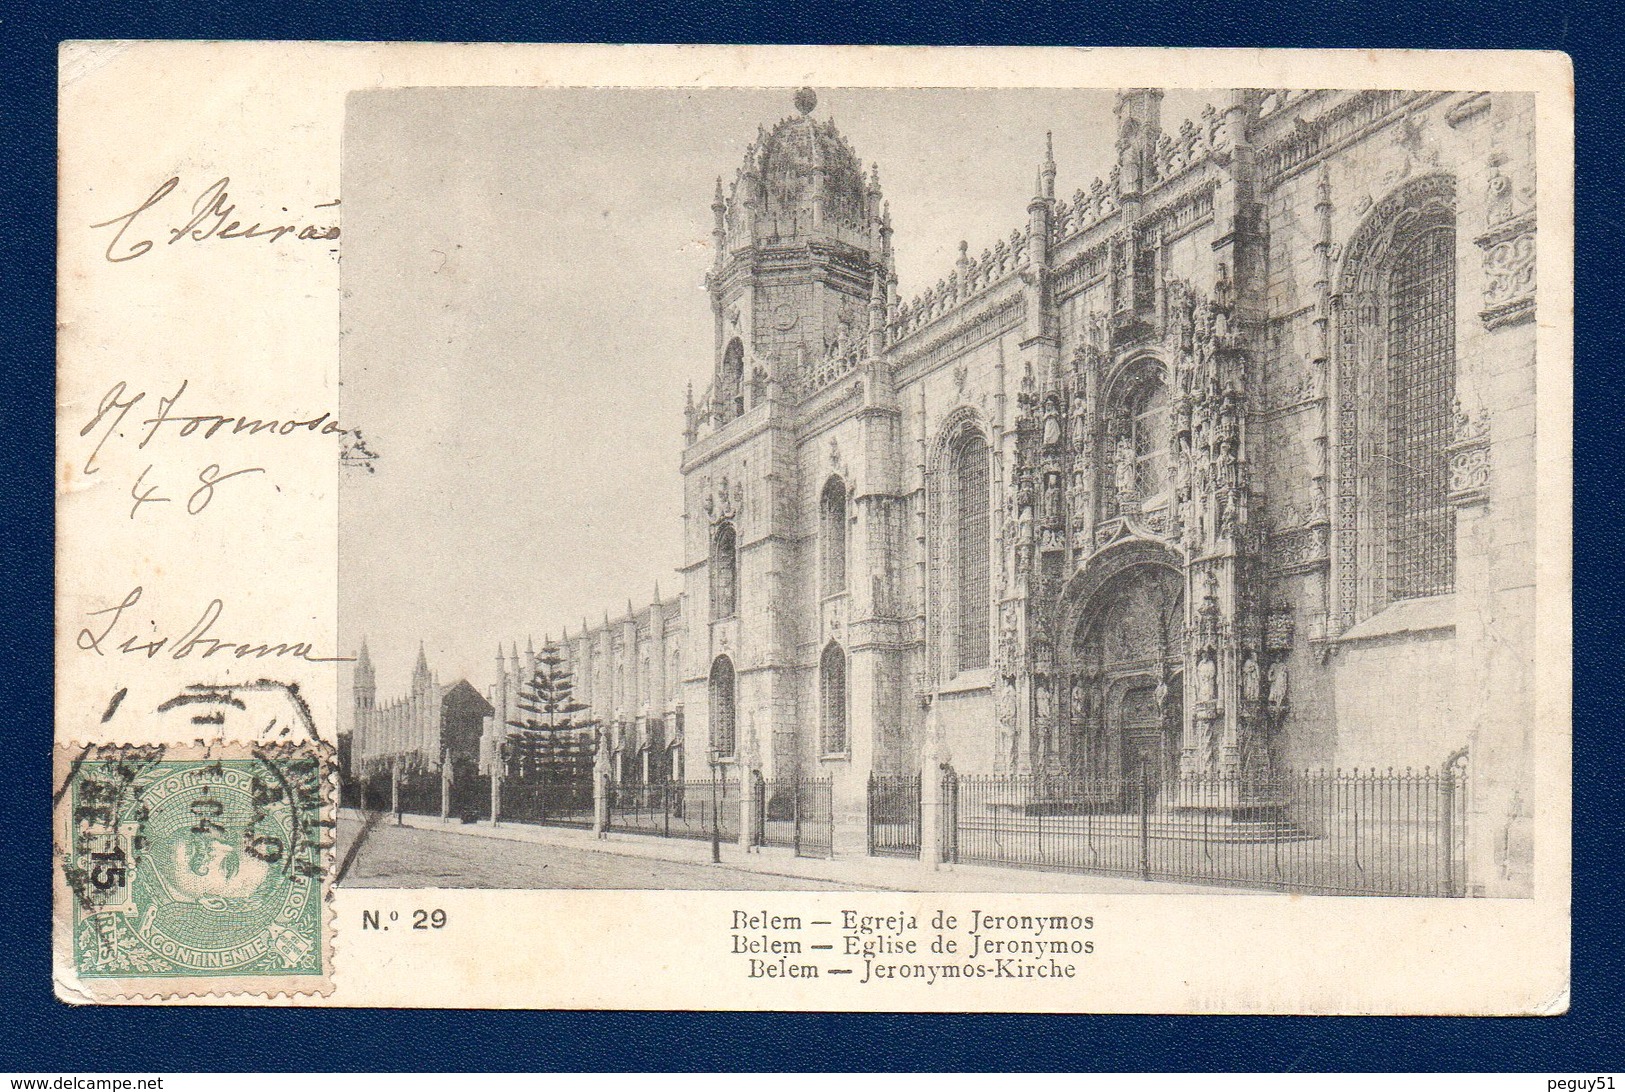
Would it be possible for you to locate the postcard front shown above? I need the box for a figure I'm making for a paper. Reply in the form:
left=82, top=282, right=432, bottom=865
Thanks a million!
left=56, top=43, right=1572, bottom=1012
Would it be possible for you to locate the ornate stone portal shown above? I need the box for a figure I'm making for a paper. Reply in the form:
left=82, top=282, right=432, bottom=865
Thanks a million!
left=1004, top=274, right=1282, bottom=795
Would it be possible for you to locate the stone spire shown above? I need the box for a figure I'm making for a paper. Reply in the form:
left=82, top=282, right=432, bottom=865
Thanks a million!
left=354, top=638, right=376, bottom=711
left=1040, top=130, right=1057, bottom=200
left=412, top=641, right=431, bottom=693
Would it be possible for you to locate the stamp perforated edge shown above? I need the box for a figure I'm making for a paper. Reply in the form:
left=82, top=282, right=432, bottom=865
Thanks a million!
left=53, top=738, right=338, bottom=1002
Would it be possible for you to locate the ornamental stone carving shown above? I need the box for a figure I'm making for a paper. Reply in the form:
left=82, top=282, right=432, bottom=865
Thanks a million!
left=1476, top=155, right=1535, bottom=330
left=1447, top=400, right=1492, bottom=507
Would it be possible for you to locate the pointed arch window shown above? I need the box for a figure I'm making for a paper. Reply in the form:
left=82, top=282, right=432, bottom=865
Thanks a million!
left=1386, top=220, right=1456, bottom=601
left=708, top=656, right=736, bottom=757
left=1334, top=175, right=1458, bottom=628
left=720, top=338, right=745, bottom=419
left=1127, top=375, right=1169, bottom=504
left=820, top=476, right=848, bottom=597
left=820, top=642, right=848, bottom=755
left=710, top=521, right=738, bottom=620
left=951, top=429, right=991, bottom=671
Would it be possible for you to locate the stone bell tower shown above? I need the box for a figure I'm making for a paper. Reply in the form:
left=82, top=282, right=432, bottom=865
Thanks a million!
left=698, top=86, right=887, bottom=421
left=680, top=88, right=892, bottom=781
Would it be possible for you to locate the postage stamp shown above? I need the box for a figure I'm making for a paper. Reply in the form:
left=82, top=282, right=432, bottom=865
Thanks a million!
left=54, top=740, right=334, bottom=1000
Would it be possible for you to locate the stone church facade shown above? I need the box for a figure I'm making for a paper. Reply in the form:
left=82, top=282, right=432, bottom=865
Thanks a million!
left=479, top=87, right=1537, bottom=895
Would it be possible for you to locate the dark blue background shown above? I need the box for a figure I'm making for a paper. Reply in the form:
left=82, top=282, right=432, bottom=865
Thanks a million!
left=4, top=0, right=1617, bottom=1072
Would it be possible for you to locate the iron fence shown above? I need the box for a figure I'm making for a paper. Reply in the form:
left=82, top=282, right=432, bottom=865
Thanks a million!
left=944, top=764, right=1467, bottom=897
left=867, top=773, right=922, bottom=859
left=396, top=771, right=444, bottom=818
left=755, top=775, right=834, bottom=858
left=606, top=778, right=740, bottom=843
left=503, top=775, right=595, bottom=829
left=356, top=771, right=393, bottom=813
left=449, top=774, right=492, bottom=823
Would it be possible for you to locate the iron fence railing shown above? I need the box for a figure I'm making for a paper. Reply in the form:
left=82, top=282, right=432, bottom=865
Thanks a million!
left=606, top=778, right=740, bottom=843
left=354, top=772, right=393, bottom=813
left=449, top=774, right=492, bottom=823
left=942, top=764, right=1467, bottom=897
left=396, top=772, right=443, bottom=818
left=867, top=773, right=922, bottom=859
left=503, top=776, right=595, bottom=829
left=755, top=775, right=833, bottom=858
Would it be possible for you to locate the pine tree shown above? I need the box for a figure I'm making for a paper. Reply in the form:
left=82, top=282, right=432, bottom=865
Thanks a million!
left=506, top=643, right=591, bottom=780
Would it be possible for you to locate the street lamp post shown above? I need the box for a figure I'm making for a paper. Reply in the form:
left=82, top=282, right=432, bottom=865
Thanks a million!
left=707, top=747, right=721, bottom=864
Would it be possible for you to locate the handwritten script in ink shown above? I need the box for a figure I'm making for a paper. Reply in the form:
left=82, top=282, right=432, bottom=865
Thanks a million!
left=77, top=586, right=348, bottom=663
left=76, top=379, right=348, bottom=519
left=90, top=177, right=340, bottom=264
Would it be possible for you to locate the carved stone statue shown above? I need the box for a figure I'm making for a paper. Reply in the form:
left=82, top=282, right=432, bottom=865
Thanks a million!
left=1114, top=435, right=1137, bottom=501
left=996, top=678, right=1017, bottom=733
left=998, top=608, right=1019, bottom=669
left=1154, top=673, right=1170, bottom=719
left=1241, top=651, right=1261, bottom=703
left=1044, top=471, right=1062, bottom=524
left=1035, top=681, right=1053, bottom=727
left=1042, top=401, right=1062, bottom=449
left=1196, top=653, right=1218, bottom=706
left=1268, top=660, right=1290, bottom=713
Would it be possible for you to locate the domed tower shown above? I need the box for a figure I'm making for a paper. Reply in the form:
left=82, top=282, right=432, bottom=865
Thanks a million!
left=704, top=87, right=891, bottom=420
left=682, top=88, right=895, bottom=791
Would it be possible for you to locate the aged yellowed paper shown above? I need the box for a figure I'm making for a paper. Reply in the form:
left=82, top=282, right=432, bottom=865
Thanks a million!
left=56, top=43, right=1572, bottom=1012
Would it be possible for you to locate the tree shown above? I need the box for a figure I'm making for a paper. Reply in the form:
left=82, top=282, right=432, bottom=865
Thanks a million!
left=506, top=643, right=592, bottom=781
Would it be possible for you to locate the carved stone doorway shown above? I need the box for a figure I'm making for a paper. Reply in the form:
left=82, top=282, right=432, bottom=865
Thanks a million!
left=1069, top=561, right=1184, bottom=786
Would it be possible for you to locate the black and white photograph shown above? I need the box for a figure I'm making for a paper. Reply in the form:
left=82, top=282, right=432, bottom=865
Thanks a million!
left=335, top=83, right=1542, bottom=900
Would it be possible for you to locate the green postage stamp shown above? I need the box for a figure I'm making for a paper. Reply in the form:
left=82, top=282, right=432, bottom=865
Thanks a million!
left=54, top=741, right=334, bottom=1000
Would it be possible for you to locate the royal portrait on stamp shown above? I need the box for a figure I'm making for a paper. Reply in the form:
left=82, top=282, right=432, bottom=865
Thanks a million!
left=56, top=741, right=332, bottom=997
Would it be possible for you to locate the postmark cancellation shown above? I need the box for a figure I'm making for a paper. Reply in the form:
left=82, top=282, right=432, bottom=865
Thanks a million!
left=54, top=740, right=335, bottom=1001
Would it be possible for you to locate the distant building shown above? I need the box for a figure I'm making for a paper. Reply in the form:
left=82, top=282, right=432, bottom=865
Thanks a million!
left=350, top=640, right=494, bottom=778
left=483, top=597, right=686, bottom=784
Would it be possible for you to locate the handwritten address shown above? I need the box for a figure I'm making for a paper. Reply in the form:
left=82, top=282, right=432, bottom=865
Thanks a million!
left=90, top=177, right=340, bottom=264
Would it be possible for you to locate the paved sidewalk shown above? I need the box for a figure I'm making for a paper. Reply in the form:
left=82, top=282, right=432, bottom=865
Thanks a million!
left=338, top=808, right=1242, bottom=894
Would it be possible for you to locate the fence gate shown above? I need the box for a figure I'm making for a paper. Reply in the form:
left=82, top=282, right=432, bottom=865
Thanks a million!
left=756, top=775, right=834, bottom=859
left=866, top=773, right=922, bottom=859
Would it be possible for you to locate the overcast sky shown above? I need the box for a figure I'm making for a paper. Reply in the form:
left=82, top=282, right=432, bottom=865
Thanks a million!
left=339, top=85, right=1215, bottom=703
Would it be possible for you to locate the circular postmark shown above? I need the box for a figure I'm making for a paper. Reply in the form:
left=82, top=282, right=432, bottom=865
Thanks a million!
left=64, top=744, right=327, bottom=979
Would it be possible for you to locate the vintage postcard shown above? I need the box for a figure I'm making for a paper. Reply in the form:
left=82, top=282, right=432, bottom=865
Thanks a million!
left=56, top=43, right=1572, bottom=1011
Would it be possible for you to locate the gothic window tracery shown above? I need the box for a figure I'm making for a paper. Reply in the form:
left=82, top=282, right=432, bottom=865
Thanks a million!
left=820, top=476, right=848, bottom=597
left=951, top=429, right=992, bottom=671
left=820, top=642, right=848, bottom=754
left=719, top=338, right=745, bottom=419
left=1129, top=378, right=1170, bottom=505
left=708, top=655, right=736, bottom=756
left=1334, top=174, right=1458, bottom=627
left=1386, top=219, right=1456, bottom=601
left=1105, top=362, right=1171, bottom=516
left=710, top=521, right=738, bottom=619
